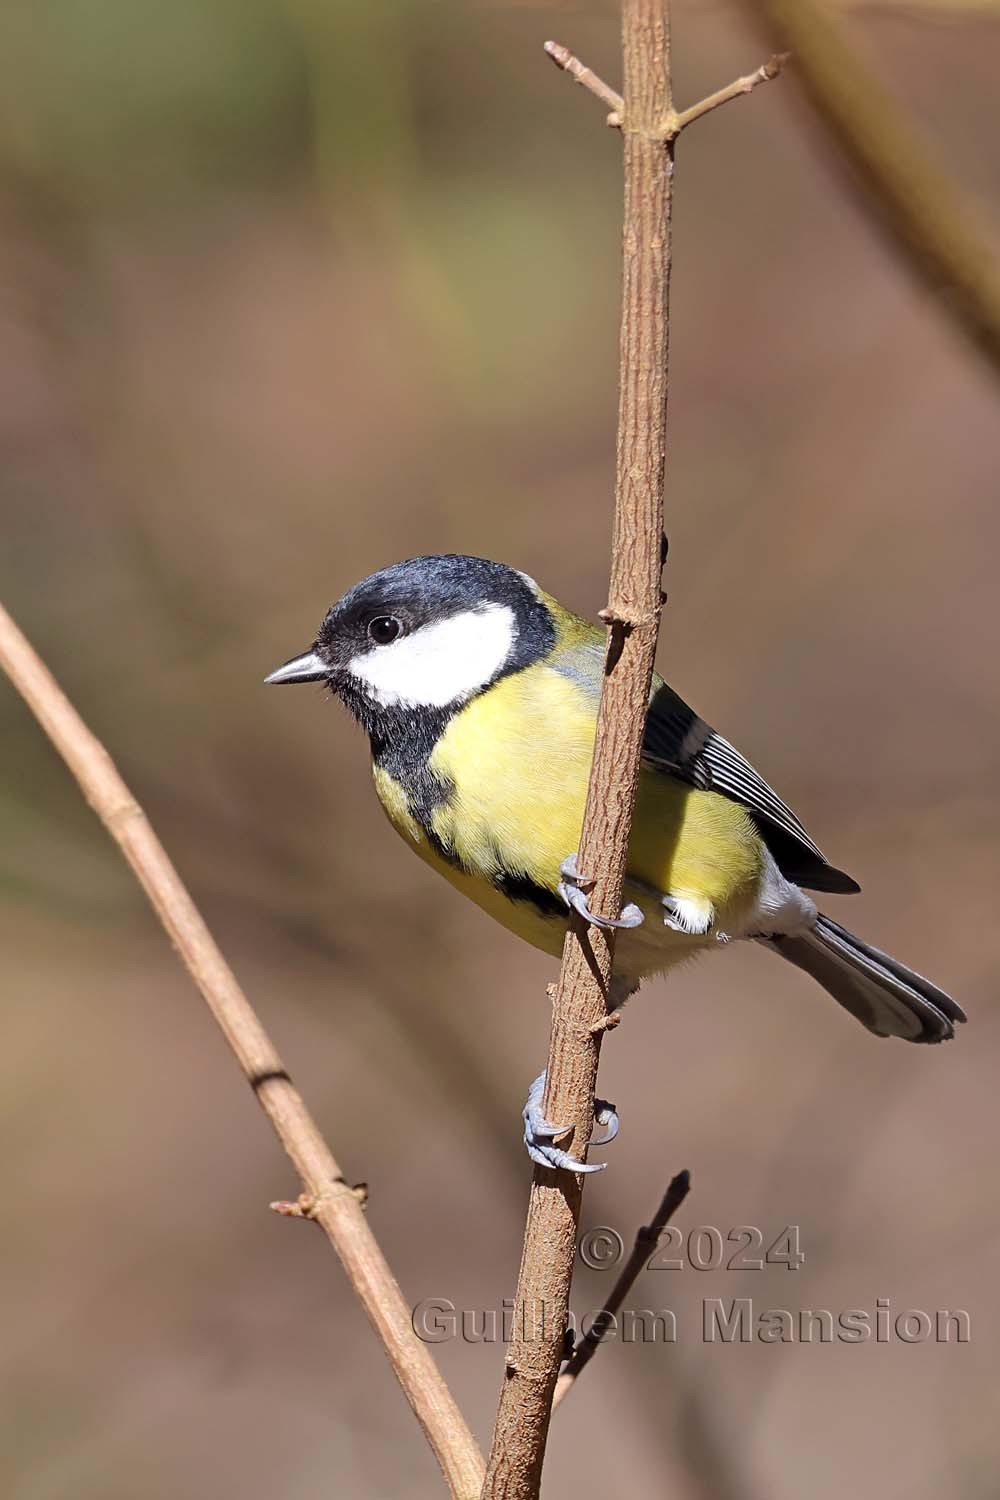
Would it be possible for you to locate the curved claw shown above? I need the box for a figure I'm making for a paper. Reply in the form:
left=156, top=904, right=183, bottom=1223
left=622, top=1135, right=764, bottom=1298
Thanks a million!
left=559, top=881, right=645, bottom=930
left=526, top=1140, right=606, bottom=1174
left=591, top=1097, right=620, bottom=1147
left=522, top=1071, right=569, bottom=1140
left=558, top=853, right=645, bottom=931
left=522, top=1069, right=619, bottom=1174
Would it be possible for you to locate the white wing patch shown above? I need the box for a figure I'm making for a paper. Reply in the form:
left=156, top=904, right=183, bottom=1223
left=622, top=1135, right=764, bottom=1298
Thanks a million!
left=347, top=604, right=515, bottom=709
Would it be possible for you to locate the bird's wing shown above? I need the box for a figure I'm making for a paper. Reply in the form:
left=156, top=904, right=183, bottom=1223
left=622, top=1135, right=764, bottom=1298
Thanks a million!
left=642, top=679, right=859, bottom=893
left=549, top=637, right=857, bottom=894
left=642, top=680, right=823, bottom=857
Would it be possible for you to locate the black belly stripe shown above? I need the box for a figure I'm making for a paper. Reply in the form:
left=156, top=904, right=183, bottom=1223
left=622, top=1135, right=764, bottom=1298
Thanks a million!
left=494, top=869, right=566, bottom=919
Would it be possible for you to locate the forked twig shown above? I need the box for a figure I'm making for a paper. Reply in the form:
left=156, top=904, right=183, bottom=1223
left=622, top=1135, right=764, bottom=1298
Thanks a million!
left=545, top=35, right=788, bottom=139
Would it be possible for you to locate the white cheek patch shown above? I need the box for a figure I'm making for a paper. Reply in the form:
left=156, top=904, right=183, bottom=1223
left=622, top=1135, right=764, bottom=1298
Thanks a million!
left=347, top=604, right=516, bottom=709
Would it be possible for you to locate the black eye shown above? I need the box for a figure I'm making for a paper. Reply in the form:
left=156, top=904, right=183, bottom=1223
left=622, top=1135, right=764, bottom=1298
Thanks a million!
left=367, top=615, right=403, bottom=646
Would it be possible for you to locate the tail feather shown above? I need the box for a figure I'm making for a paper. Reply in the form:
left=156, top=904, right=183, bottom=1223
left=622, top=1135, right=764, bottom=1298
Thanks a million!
left=766, top=914, right=966, bottom=1044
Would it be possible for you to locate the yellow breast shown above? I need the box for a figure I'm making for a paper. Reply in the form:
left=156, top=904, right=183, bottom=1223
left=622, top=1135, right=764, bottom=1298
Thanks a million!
left=430, top=667, right=595, bottom=892
left=372, top=752, right=568, bottom=956
left=371, top=666, right=764, bottom=973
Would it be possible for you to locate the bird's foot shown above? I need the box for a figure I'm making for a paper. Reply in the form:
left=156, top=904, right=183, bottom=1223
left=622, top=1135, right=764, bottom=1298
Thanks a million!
left=558, top=854, right=645, bottom=931
left=661, top=894, right=715, bottom=936
left=522, top=1070, right=619, bottom=1174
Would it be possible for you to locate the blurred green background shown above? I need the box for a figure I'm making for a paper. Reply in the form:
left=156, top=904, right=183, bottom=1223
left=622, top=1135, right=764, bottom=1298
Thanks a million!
left=2, top=2, right=998, bottom=1497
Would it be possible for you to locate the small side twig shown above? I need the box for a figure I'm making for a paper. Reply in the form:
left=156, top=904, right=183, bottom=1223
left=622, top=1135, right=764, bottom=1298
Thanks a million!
left=271, top=1182, right=369, bottom=1217
left=667, top=53, right=790, bottom=137
left=553, top=1169, right=691, bottom=1409
left=544, top=40, right=623, bottom=122
left=0, top=601, right=484, bottom=1500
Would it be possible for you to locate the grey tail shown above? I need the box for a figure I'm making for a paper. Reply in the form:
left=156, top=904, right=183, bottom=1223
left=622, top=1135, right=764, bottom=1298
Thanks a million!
left=765, top=913, right=966, bottom=1044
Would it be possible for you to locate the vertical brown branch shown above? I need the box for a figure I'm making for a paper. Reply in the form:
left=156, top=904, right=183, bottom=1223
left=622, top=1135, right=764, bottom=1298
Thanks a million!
left=480, top=3, right=673, bottom=1495
left=0, top=602, right=485, bottom=1500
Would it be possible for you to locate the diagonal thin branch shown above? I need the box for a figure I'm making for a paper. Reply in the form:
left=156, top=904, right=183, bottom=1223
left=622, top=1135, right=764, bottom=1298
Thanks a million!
left=553, top=1170, right=691, bottom=1408
left=741, top=0, right=1000, bottom=378
left=0, top=601, right=485, bottom=1500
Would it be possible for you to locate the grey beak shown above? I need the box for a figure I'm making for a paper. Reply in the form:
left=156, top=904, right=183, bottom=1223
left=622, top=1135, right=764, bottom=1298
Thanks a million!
left=265, top=650, right=329, bottom=685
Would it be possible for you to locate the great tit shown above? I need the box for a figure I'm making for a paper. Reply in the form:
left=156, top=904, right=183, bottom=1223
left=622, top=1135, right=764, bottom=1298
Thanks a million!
left=267, top=554, right=965, bottom=1170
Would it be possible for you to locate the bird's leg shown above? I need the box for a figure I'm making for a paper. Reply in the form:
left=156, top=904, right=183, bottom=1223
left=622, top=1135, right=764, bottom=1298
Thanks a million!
left=521, top=1070, right=619, bottom=1174
left=558, top=854, right=645, bottom=930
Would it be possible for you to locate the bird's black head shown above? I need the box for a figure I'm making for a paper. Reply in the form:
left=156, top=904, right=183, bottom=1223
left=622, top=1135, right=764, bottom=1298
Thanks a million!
left=266, top=555, right=555, bottom=743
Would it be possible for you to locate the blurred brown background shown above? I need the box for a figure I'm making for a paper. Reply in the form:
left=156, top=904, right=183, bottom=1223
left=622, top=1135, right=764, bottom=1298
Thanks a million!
left=2, top=1, right=998, bottom=1496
